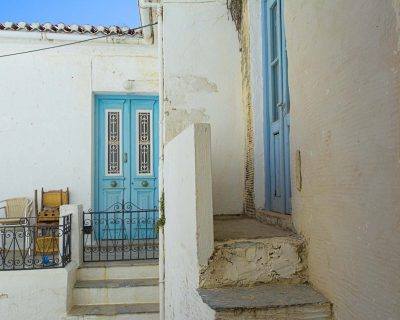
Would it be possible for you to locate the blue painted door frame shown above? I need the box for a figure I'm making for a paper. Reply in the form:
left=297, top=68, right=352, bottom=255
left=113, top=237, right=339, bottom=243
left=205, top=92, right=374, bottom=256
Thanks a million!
left=263, top=0, right=292, bottom=213
left=94, top=95, right=159, bottom=238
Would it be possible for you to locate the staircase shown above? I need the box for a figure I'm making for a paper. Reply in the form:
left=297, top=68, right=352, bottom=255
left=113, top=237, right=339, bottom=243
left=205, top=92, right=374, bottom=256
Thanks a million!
left=199, top=215, right=332, bottom=319
left=67, top=261, right=159, bottom=319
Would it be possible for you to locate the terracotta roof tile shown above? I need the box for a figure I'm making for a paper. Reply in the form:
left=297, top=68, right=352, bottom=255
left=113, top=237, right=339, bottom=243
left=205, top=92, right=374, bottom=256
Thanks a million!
left=0, top=22, right=139, bottom=36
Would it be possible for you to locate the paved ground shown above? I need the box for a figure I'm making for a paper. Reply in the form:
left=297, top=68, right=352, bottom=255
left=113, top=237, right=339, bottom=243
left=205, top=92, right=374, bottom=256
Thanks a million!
left=214, top=215, right=293, bottom=241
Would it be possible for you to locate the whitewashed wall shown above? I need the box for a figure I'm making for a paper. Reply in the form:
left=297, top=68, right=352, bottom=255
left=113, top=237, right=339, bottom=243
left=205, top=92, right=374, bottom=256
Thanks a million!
left=0, top=31, right=158, bottom=209
left=163, top=0, right=244, bottom=215
left=284, top=1, right=400, bottom=319
left=0, top=262, right=77, bottom=320
left=164, top=124, right=215, bottom=320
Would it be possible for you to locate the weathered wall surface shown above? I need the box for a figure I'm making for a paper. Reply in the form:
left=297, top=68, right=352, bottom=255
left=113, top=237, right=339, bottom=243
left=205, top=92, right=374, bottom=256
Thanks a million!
left=0, top=32, right=158, bottom=209
left=0, top=262, right=77, bottom=320
left=284, top=1, right=400, bottom=319
left=164, top=124, right=215, bottom=320
left=200, top=235, right=306, bottom=288
left=247, top=0, right=266, bottom=211
left=241, top=0, right=255, bottom=214
left=163, top=0, right=245, bottom=215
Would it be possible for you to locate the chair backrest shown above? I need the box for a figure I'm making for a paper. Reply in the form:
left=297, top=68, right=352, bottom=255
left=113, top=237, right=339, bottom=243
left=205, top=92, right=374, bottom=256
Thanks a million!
left=5, top=198, right=31, bottom=219
left=41, top=188, right=69, bottom=210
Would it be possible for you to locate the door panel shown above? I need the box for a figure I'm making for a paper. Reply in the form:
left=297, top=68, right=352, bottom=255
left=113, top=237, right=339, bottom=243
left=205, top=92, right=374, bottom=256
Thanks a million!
left=264, top=0, right=291, bottom=213
left=97, top=100, right=130, bottom=213
left=94, top=96, right=158, bottom=240
left=130, top=100, right=159, bottom=213
left=284, top=114, right=291, bottom=212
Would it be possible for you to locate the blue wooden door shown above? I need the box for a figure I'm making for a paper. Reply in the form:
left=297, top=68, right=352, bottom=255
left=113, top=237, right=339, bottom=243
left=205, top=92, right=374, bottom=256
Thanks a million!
left=264, top=0, right=291, bottom=213
left=94, top=96, right=159, bottom=239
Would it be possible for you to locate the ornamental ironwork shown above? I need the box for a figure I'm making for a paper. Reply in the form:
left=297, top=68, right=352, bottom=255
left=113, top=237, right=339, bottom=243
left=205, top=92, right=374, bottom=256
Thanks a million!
left=137, top=111, right=151, bottom=175
left=107, top=110, right=121, bottom=175
left=83, top=201, right=158, bottom=262
left=0, top=215, right=72, bottom=271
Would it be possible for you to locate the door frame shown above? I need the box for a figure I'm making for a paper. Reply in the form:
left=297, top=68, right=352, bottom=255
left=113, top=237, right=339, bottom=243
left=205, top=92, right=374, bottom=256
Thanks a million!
left=93, top=94, right=159, bottom=211
left=262, top=0, right=291, bottom=213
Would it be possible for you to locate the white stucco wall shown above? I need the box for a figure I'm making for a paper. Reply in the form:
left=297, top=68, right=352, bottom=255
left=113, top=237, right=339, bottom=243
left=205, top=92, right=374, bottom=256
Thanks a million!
left=0, top=262, right=77, bottom=320
left=163, top=0, right=245, bottom=215
left=164, top=124, right=215, bottom=320
left=284, top=1, right=400, bottom=319
left=0, top=32, right=158, bottom=209
left=247, top=0, right=266, bottom=210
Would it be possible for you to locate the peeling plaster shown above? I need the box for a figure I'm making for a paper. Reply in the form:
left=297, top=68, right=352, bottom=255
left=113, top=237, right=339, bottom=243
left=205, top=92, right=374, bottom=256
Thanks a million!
left=164, top=105, right=210, bottom=143
left=170, top=75, right=218, bottom=93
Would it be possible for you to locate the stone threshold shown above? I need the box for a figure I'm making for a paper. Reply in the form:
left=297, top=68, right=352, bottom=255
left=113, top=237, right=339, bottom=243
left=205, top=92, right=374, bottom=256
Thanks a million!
left=254, top=210, right=295, bottom=232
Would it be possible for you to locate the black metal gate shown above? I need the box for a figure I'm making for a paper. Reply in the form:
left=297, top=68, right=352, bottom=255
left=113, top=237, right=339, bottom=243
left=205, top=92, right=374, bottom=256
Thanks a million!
left=82, top=202, right=158, bottom=262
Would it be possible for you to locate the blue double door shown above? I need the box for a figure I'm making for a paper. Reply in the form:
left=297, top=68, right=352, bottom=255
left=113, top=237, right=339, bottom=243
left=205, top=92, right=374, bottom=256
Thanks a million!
left=94, top=95, right=159, bottom=239
left=264, top=0, right=291, bottom=213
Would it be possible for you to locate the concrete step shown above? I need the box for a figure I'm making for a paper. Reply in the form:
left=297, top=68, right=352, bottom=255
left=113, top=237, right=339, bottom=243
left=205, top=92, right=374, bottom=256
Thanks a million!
left=199, top=284, right=332, bottom=320
left=68, top=303, right=159, bottom=320
left=200, top=215, right=307, bottom=288
left=77, top=260, right=158, bottom=281
left=72, top=279, right=159, bottom=306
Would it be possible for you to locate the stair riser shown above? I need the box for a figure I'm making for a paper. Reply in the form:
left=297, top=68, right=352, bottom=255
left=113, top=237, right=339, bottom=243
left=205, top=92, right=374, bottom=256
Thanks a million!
left=200, top=237, right=307, bottom=288
left=73, top=286, right=159, bottom=305
left=77, top=265, right=159, bottom=281
left=66, top=313, right=159, bottom=320
left=216, top=303, right=332, bottom=320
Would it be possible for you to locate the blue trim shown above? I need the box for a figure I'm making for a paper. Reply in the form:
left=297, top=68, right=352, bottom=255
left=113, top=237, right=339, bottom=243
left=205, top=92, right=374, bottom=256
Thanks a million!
left=262, top=0, right=271, bottom=211
left=262, top=0, right=291, bottom=213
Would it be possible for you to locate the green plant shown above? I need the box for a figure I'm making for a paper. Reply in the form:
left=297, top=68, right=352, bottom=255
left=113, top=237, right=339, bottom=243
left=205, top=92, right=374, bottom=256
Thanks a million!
left=155, top=191, right=165, bottom=231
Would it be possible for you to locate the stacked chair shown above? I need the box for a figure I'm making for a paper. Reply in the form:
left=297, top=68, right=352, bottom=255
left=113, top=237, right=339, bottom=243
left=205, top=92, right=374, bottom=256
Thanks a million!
left=34, top=188, right=69, bottom=255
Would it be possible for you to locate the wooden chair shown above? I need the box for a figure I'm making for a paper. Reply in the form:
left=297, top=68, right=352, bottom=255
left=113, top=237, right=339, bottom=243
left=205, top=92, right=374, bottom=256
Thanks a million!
left=34, top=188, right=69, bottom=255
left=36, top=188, right=69, bottom=223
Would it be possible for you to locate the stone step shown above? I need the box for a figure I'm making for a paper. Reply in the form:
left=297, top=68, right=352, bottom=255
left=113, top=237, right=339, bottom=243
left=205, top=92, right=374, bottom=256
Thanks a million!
left=200, top=215, right=307, bottom=288
left=68, top=303, right=159, bottom=320
left=72, top=279, right=159, bottom=306
left=199, top=284, right=332, bottom=320
left=77, top=260, right=158, bottom=281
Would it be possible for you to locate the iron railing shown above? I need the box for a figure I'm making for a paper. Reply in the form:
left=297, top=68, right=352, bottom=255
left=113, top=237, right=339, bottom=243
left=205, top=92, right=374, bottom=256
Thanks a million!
left=83, top=202, right=159, bottom=262
left=0, top=215, right=72, bottom=271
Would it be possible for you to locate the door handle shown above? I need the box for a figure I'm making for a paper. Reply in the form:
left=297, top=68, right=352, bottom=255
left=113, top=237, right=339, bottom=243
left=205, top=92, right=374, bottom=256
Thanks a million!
left=123, top=153, right=128, bottom=163
left=141, top=180, right=149, bottom=187
left=110, top=181, right=117, bottom=188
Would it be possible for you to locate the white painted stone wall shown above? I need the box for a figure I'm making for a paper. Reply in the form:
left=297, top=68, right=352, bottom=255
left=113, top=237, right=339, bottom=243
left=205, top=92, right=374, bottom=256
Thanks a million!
left=0, top=262, right=77, bottom=320
left=0, top=31, right=158, bottom=209
left=163, top=0, right=245, bottom=215
left=164, top=124, right=215, bottom=320
left=283, top=1, right=400, bottom=319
